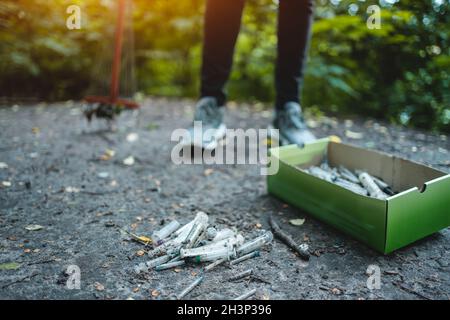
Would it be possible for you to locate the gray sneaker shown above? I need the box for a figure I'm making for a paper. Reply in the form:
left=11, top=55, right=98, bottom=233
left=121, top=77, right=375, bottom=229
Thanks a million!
left=185, top=97, right=226, bottom=150
left=270, top=102, right=316, bottom=147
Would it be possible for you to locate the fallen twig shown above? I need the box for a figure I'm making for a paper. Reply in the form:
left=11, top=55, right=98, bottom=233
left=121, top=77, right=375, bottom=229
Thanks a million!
left=250, top=275, right=272, bottom=285
left=1, top=272, right=39, bottom=289
left=393, top=281, right=431, bottom=300
left=27, top=258, right=55, bottom=266
left=269, top=214, right=310, bottom=261
left=80, top=190, right=118, bottom=196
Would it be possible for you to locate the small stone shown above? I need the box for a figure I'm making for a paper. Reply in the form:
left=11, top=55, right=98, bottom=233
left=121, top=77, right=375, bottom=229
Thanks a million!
left=97, top=172, right=109, bottom=179
left=126, top=133, right=139, bottom=143
left=331, top=288, right=342, bottom=295
left=1, top=181, right=11, bottom=187
left=25, top=224, right=44, bottom=231
left=289, top=218, right=305, bottom=226
left=123, top=156, right=135, bottom=166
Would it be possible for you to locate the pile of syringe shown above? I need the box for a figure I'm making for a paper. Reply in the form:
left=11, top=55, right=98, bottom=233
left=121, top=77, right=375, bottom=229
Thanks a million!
left=302, top=163, right=395, bottom=200
left=134, top=211, right=273, bottom=274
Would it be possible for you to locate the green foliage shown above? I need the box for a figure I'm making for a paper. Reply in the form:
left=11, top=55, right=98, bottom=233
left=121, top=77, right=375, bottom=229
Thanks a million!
left=0, top=0, right=448, bottom=132
left=304, top=0, right=449, bottom=132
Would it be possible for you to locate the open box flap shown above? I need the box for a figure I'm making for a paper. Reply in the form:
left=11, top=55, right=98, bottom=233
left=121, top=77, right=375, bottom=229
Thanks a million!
left=385, top=175, right=450, bottom=253
left=272, top=138, right=329, bottom=167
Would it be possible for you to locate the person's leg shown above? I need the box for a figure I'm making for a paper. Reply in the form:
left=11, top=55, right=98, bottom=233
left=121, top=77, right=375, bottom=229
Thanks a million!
left=185, top=1, right=244, bottom=149
left=275, top=0, right=314, bottom=109
left=200, top=0, right=246, bottom=106
left=271, top=0, right=316, bottom=146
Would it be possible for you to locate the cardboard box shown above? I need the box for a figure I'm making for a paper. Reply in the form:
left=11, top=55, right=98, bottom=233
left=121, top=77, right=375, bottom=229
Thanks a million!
left=267, top=138, right=450, bottom=254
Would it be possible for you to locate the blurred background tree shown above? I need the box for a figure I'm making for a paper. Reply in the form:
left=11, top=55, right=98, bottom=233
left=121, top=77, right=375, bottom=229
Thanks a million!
left=0, top=0, right=448, bottom=132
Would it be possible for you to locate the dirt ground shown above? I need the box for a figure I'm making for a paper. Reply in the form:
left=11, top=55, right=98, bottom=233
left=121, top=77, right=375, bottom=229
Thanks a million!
left=0, top=98, right=449, bottom=300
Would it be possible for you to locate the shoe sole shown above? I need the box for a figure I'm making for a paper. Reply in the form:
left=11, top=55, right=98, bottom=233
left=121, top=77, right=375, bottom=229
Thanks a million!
left=181, top=124, right=227, bottom=151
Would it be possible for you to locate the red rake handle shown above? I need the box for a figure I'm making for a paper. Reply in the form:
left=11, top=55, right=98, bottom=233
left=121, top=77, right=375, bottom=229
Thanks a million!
left=110, top=0, right=126, bottom=102
left=84, top=0, right=139, bottom=111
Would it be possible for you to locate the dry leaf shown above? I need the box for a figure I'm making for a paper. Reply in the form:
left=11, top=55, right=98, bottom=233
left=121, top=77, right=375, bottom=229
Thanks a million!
left=132, top=287, right=140, bottom=293
left=25, top=224, right=44, bottom=231
left=151, top=289, right=159, bottom=297
left=100, top=149, right=115, bottom=161
left=94, top=282, right=105, bottom=291
left=255, top=223, right=262, bottom=229
left=24, top=248, right=31, bottom=253
left=0, top=262, right=21, bottom=270
left=136, top=250, right=145, bottom=257
left=136, top=236, right=151, bottom=244
left=289, top=219, right=305, bottom=226
left=31, top=127, right=40, bottom=134
left=174, top=268, right=182, bottom=273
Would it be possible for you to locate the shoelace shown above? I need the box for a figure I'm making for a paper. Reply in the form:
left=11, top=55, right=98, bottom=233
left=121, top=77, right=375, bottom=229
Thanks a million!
left=194, top=101, right=217, bottom=123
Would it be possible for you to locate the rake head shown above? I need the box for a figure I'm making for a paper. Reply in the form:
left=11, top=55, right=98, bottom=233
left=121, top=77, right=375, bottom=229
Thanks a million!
left=83, top=96, right=139, bottom=121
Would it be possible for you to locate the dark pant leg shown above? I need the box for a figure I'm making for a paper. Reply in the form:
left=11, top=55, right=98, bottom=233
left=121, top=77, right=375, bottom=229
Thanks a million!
left=200, top=0, right=245, bottom=106
left=275, top=0, right=314, bottom=109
